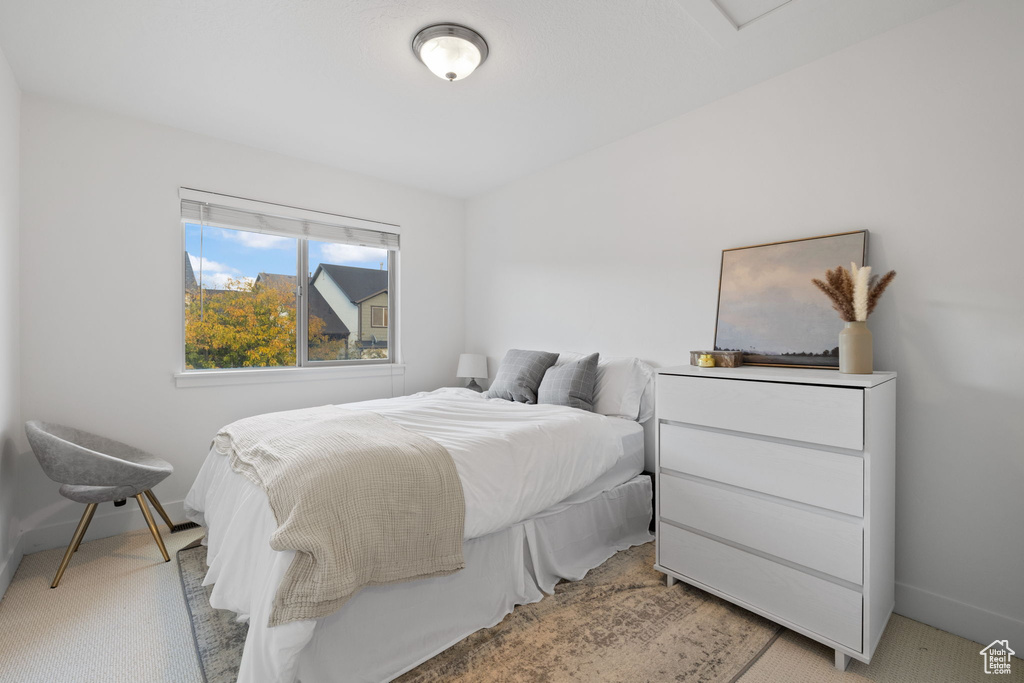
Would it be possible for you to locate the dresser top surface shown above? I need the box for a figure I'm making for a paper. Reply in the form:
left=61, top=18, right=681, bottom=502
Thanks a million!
left=658, top=364, right=896, bottom=388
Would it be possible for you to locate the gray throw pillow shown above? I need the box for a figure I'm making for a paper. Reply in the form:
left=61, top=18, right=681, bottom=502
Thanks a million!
left=486, top=349, right=559, bottom=404
left=538, top=353, right=600, bottom=411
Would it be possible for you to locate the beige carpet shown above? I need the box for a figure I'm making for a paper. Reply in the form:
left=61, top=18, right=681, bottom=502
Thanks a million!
left=0, top=525, right=206, bottom=683
left=739, top=615, right=1024, bottom=683
left=1, top=527, right=1019, bottom=683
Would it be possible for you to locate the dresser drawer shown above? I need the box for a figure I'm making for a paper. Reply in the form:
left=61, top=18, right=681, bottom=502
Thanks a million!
left=660, top=475, right=863, bottom=584
left=659, top=524, right=863, bottom=650
left=659, top=424, right=863, bottom=517
left=656, top=376, right=864, bottom=450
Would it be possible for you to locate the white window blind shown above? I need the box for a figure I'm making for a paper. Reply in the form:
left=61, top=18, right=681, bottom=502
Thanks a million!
left=180, top=189, right=400, bottom=250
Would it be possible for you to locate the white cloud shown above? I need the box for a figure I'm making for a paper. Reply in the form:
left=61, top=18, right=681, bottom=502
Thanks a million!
left=188, top=254, right=237, bottom=275
left=225, top=231, right=293, bottom=250
left=201, top=272, right=254, bottom=290
left=188, top=255, right=249, bottom=289
left=318, top=243, right=387, bottom=266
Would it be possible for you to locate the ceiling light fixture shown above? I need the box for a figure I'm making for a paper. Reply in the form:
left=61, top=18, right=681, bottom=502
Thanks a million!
left=412, top=23, right=488, bottom=82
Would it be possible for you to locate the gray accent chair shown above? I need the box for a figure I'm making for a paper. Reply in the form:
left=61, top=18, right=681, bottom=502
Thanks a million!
left=25, top=420, right=176, bottom=588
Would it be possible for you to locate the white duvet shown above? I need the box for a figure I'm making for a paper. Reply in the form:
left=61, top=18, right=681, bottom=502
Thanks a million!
left=184, top=387, right=644, bottom=683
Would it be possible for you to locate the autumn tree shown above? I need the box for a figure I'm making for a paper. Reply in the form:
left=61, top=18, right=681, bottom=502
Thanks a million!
left=308, top=336, right=349, bottom=362
left=185, top=278, right=328, bottom=369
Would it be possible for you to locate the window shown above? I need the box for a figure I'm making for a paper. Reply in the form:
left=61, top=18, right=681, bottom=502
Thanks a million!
left=181, top=189, right=399, bottom=372
left=306, top=239, right=391, bottom=362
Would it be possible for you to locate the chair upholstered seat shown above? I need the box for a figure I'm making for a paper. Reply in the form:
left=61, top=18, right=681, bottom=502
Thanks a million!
left=25, top=422, right=173, bottom=492
left=25, top=420, right=178, bottom=587
left=58, top=483, right=149, bottom=504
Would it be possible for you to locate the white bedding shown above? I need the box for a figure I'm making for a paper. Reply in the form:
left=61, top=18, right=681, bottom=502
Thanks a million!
left=339, top=388, right=642, bottom=539
left=184, top=387, right=646, bottom=683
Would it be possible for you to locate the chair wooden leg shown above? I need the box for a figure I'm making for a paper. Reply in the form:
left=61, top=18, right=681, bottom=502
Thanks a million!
left=72, top=504, right=98, bottom=553
left=135, top=494, right=170, bottom=562
left=51, top=503, right=97, bottom=588
left=143, top=490, right=174, bottom=530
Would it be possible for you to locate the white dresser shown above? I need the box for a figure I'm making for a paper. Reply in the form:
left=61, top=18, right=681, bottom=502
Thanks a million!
left=654, top=365, right=896, bottom=670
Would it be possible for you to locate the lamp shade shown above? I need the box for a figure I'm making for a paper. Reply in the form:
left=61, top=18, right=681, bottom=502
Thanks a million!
left=413, top=24, right=488, bottom=82
left=457, top=353, right=488, bottom=379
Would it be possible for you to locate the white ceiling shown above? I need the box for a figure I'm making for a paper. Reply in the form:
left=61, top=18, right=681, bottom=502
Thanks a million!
left=0, top=0, right=959, bottom=198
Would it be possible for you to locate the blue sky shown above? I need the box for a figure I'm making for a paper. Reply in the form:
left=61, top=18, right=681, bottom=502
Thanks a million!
left=184, top=223, right=388, bottom=289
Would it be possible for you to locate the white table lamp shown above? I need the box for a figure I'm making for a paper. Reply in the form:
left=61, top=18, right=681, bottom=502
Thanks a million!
left=457, top=353, right=488, bottom=392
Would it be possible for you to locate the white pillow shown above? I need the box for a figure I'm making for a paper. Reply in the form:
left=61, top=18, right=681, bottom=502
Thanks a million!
left=558, top=354, right=654, bottom=421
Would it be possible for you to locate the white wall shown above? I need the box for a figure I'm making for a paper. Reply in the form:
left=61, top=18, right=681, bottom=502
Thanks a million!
left=0, top=47, right=21, bottom=596
left=18, top=95, right=465, bottom=553
left=465, top=0, right=1023, bottom=648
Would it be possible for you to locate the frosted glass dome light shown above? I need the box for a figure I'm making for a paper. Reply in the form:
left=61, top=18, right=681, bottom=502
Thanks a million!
left=412, top=24, right=489, bottom=82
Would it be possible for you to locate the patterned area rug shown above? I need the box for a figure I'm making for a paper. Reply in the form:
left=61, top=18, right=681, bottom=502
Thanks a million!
left=177, top=539, right=247, bottom=683
left=178, top=541, right=780, bottom=683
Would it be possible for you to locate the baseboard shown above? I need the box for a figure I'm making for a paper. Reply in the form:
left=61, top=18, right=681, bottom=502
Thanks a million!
left=0, top=531, right=25, bottom=600
left=20, top=498, right=192, bottom=556
left=896, top=581, right=1024, bottom=648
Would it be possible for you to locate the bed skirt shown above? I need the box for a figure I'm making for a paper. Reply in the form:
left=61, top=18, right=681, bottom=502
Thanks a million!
left=188, top=467, right=652, bottom=683
left=294, top=474, right=653, bottom=682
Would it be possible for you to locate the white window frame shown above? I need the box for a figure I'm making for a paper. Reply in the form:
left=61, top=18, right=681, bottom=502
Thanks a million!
left=175, top=188, right=402, bottom=387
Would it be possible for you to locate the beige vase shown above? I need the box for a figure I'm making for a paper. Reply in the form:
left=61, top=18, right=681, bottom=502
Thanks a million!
left=839, top=321, right=873, bottom=374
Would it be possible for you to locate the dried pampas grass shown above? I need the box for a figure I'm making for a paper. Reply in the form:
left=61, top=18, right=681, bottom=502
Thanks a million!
left=813, top=264, right=896, bottom=322
left=867, top=269, right=897, bottom=317
left=851, top=262, right=872, bottom=322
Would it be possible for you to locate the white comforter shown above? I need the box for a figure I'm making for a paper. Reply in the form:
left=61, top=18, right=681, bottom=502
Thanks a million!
left=184, top=388, right=643, bottom=683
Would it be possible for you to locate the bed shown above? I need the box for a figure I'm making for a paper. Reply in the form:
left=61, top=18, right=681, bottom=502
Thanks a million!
left=184, top=358, right=655, bottom=683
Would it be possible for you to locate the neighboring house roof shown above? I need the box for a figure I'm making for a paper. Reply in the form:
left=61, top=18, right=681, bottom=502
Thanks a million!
left=309, top=286, right=350, bottom=337
left=255, top=272, right=350, bottom=338
left=255, top=272, right=296, bottom=292
left=184, top=252, right=198, bottom=291
left=313, top=264, right=388, bottom=305
left=354, top=289, right=388, bottom=304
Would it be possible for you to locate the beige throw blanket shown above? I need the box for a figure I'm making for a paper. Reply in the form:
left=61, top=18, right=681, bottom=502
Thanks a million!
left=213, top=406, right=465, bottom=627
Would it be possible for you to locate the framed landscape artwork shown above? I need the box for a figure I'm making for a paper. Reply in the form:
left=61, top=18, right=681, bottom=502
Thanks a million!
left=713, top=230, right=868, bottom=368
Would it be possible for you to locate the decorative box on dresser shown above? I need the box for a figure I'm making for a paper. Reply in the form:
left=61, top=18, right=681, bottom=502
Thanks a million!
left=653, top=365, right=896, bottom=671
